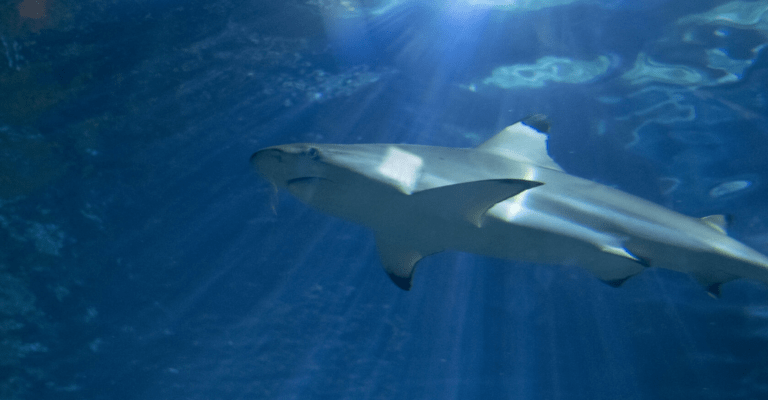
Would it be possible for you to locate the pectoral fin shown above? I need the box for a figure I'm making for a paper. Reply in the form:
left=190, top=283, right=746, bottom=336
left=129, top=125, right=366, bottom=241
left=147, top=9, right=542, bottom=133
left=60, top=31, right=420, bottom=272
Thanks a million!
left=603, top=276, right=635, bottom=288
left=376, top=179, right=540, bottom=290
left=375, top=234, right=442, bottom=291
left=413, top=179, right=543, bottom=228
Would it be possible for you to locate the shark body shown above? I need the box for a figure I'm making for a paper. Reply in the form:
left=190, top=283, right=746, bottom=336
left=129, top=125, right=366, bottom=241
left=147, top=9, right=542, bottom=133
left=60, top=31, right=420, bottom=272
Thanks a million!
left=251, top=115, right=768, bottom=294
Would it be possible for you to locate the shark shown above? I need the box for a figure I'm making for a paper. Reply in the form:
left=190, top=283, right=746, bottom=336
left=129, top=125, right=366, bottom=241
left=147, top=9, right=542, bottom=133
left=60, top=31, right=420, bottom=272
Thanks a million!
left=250, top=115, right=768, bottom=295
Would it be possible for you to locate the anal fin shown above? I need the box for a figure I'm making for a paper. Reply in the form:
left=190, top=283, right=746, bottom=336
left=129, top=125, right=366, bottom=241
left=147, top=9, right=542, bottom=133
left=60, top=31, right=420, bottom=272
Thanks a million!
left=603, top=275, right=635, bottom=288
left=706, top=282, right=724, bottom=299
left=692, top=273, right=731, bottom=299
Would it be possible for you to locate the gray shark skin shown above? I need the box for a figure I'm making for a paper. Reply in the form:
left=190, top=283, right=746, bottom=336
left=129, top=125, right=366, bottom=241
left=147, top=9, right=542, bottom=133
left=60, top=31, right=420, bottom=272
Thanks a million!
left=251, top=115, right=768, bottom=295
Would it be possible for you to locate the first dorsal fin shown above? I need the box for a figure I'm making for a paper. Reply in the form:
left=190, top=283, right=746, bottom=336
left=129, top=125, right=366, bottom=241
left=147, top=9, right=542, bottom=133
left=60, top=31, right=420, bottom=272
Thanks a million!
left=700, top=214, right=730, bottom=234
left=476, top=114, right=563, bottom=172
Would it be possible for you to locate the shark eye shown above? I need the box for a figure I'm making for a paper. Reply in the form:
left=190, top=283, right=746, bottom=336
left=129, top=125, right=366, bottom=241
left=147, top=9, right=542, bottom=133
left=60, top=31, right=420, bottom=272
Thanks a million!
left=306, top=147, right=320, bottom=160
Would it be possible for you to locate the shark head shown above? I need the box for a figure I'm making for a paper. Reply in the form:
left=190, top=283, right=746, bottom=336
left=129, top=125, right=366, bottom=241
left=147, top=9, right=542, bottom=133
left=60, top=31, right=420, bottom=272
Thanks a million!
left=252, top=142, right=434, bottom=200
left=252, top=144, right=327, bottom=186
left=251, top=143, right=338, bottom=205
left=251, top=142, right=418, bottom=219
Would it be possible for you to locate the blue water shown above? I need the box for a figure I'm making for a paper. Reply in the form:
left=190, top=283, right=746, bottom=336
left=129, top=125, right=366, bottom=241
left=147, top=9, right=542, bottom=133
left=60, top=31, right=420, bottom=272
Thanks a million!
left=2, top=0, right=768, bottom=399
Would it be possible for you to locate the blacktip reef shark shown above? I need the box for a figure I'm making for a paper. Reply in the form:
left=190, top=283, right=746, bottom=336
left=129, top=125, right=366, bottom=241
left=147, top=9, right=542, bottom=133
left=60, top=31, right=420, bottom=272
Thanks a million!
left=251, top=115, right=768, bottom=295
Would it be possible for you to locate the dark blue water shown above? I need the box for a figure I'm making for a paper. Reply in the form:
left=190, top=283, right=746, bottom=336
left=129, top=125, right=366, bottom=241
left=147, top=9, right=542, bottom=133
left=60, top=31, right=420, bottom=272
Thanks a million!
left=2, top=0, right=768, bottom=399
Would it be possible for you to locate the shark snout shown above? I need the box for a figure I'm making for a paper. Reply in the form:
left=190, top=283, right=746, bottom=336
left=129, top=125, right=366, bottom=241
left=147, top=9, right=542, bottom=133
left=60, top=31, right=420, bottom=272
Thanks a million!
left=251, top=145, right=330, bottom=188
left=250, top=148, right=286, bottom=184
left=250, top=148, right=283, bottom=166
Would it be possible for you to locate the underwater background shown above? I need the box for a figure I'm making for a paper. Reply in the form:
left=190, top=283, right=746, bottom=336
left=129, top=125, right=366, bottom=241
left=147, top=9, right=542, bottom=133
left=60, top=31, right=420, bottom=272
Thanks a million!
left=2, top=0, right=768, bottom=399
